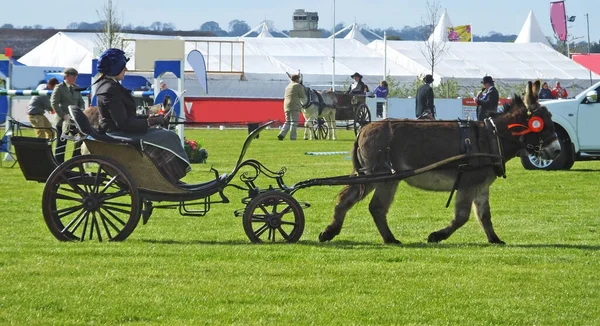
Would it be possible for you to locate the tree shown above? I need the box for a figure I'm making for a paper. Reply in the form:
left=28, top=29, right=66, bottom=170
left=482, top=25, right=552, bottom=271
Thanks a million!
left=0, top=24, right=14, bottom=29
left=228, top=20, right=250, bottom=36
left=419, top=0, right=446, bottom=75
left=200, top=21, right=222, bottom=32
left=95, top=0, right=126, bottom=53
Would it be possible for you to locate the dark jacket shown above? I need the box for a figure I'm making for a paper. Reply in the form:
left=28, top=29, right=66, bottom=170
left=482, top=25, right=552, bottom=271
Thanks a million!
left=96, top=77, right=148, bottom=133
left=476, top=86, right=499, bottom=120
left=539, top=88, right=552, bottom=100
left=415, top=84, right=435, bottom=118
left=347, top=81, right=368, bottom=94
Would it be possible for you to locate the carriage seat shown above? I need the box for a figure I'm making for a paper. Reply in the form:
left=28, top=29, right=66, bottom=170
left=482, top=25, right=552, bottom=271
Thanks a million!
left=68, top=105, right=141, bottom=150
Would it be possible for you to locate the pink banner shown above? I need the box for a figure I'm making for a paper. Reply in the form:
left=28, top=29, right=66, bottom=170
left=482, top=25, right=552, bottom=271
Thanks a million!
left=550, top=1, right=567, bottom=41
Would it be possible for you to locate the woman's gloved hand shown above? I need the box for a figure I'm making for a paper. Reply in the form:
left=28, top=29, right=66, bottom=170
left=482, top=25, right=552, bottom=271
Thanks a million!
left=147, top=114, right=167, bottom=127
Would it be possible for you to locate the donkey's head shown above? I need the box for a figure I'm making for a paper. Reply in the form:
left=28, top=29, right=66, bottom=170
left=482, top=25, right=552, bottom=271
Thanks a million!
left=501, top=80, right=560, bottom=160
left=286, top=70, right=304, bottom=85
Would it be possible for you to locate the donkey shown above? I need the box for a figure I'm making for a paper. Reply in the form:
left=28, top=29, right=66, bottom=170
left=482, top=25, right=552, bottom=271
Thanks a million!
left=319, top=80, right=561, bottom=244
left=301, top=89, right=338, bottom=140
left=286, top=71, right=338, bottom=140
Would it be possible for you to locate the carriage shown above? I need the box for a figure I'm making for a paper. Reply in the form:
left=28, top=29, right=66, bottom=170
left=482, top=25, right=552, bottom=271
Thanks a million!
left=7, top=81, right=560, bottom=245
left=306, top=91, right=372, bottom=140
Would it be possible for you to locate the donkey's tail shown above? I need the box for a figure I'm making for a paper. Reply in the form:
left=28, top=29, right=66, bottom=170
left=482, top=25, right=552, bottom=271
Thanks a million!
left=337, top=133, right=371, bottom=203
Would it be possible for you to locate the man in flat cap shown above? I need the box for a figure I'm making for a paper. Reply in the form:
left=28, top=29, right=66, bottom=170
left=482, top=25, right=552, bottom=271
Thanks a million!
left=50, top=67, right=85, bottom=163
left=415, top=74, right=436, bottom=119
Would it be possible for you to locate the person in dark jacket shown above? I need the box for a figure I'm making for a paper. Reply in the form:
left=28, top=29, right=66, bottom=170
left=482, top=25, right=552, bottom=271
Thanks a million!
left=347, top=72, right=368, bottom=94
left=538, top=82, right=552, bottom=99
left=475, top=75, right=499, bottom=120
left=415, top=74, right=435, bottom=119
left=95, top=48, right=190, bottom=183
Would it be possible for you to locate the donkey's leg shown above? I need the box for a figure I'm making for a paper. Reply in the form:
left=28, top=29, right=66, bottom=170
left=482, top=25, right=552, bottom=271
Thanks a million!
left=328, top=110, right=337, bottom=140
left=369, top=181, right=401, bottom=244
left=302, top=113, right=312, bottom=140
left=319, top=183, right=375, bottom=242
left=473, top=187, right=504, bottom=244
left=428, top=188, right=474, bottom=243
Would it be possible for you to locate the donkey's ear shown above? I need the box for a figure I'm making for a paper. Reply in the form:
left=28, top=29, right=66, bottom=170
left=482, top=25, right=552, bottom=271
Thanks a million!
left=286, top=71, right=292, bottom=80
left=533, top=79, right=541, bottom=95
left=525, top=81, right=534, bottom=109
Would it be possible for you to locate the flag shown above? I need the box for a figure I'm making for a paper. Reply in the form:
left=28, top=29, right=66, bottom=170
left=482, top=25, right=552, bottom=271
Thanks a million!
left=447, top=25, right=472, bottom=42
left=550, top=1, right=567, bottom=41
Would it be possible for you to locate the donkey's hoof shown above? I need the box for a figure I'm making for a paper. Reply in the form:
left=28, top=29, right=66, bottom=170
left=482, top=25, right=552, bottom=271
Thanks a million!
left=384, top=238, right=402, bottom=245
left=427, top=232, right=444, bottom=243
left=318, top=232, right=332, bottom=242
left=489, top=239, right=506, bottom=245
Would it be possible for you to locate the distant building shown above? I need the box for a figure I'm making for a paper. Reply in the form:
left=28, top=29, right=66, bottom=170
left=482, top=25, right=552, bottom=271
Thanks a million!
left=289, top=9, right=321, bottom=38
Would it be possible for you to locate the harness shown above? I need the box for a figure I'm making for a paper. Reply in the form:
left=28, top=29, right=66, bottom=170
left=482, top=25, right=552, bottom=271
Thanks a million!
left=373, top=118, right=506, bottom=208
left=302, top=87, right=326, bottom=115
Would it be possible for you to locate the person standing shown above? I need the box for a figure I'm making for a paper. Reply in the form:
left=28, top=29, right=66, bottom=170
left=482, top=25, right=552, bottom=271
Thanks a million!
left=27, top=78, right=59, bottom=139
left=278, top=74, right=306, bottom=141
left=551, top=81, right=568, bottom=99
left=415, top=74, right=435, bottom=119
left=374, top=80, right=389, bottom=118
left=475, top=75, right=499, bottom=121
left=50, top=67, right=85, bottom=163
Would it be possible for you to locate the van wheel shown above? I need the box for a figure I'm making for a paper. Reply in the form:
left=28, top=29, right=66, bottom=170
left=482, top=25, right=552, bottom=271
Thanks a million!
left=520, top=131, right=574, bottom=170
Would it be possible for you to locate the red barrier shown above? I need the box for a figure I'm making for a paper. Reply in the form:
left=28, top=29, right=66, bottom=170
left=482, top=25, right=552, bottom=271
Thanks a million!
left=185, top=97, right=305, bottom=125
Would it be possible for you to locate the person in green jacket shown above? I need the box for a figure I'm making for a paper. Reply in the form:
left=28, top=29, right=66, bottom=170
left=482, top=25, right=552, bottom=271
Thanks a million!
left=50, top=67, right=85, bottom=163
left=277, top=74, right=306, bottom=141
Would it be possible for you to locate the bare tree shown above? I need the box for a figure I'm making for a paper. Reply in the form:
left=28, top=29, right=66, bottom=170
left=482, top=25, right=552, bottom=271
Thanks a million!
left=419, top=0, right=446, bottom=75
left=95, top=0, right=126, bottom=53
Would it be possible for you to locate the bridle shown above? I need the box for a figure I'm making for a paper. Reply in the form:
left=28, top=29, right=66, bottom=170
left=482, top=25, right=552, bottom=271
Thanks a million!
left=487, top=108, right=557, bottom=154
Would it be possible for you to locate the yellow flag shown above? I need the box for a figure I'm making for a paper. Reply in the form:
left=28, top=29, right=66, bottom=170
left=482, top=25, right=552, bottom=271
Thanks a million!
left=447, top=25, right=472, bottom=42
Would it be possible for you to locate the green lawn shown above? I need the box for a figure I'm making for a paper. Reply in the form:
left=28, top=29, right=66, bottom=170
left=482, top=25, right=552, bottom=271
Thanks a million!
left=1, top=127, right=599, bottom=325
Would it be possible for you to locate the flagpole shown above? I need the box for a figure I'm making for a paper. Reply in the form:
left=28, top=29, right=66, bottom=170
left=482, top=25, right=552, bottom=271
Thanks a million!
left=332, top=0, right=336, bottom=91
left=383, top=31, right=387, bottom=80
left=470, top=22, right=473, bottom=42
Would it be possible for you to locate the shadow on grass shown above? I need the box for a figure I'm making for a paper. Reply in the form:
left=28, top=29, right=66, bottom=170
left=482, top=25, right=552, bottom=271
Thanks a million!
left=139, top=239, right=600, bottom=251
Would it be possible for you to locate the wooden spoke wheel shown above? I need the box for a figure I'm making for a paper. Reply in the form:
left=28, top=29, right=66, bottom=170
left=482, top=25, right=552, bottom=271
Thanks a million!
left=42, top=155, right=141, bottom=242
left=313, top=118, right=329, bottom=140
left=354, top=103, right=371, bottom=136
left=242, top=191, right=305, bottom=243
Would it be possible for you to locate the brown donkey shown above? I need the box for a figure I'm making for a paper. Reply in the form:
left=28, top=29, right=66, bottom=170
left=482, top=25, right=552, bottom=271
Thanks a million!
left=319, top=81, right=561, bottom=244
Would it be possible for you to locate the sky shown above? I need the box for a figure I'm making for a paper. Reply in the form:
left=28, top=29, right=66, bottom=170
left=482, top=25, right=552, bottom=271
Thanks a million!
left=2, top=0, right=599, bottom=41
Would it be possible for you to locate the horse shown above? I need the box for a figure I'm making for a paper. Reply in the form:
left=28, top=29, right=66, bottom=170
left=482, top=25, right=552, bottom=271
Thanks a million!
left=318, top=80, right=561, bottom=245
left=300, top=88, right=338, bottom=140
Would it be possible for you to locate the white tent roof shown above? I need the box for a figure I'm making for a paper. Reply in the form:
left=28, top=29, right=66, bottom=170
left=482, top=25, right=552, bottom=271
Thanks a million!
left=428, top=9, right=453, bottom=43
left=369, top=40, right=600, bottom=89
left=17, top=31, right=600, bottom=97
left=515, top=10, right=551, bottom=47
left=343, top=24, right=370, bottom=44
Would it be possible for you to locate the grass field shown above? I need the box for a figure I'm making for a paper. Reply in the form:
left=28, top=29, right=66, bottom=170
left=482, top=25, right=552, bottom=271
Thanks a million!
left=1, top=127, right=599, bottom=325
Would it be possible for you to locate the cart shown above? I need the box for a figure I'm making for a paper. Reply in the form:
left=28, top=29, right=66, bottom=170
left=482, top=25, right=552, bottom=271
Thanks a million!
left=26, top=107, right=497, bottom=244
left=311, top=92, right=371, bottom=139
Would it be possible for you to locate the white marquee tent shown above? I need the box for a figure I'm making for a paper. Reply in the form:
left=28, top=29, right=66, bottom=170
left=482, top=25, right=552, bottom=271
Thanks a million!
left=514, top=10, right=552, bottom=47
left=17, top=31, right=600, bottom=97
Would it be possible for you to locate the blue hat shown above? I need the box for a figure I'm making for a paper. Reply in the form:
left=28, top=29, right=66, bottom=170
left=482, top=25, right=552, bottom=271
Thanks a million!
left=97, top=48, right=130, bottom=76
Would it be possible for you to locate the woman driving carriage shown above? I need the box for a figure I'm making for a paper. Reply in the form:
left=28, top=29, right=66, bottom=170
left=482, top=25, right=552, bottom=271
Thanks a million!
left=94, top=48, right=191, bottom=182
left=347, top=72, right=368, bottom=95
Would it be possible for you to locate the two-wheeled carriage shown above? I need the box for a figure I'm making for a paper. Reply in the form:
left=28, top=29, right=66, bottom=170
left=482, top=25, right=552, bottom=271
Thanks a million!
left=310, top=92, right=371, bottom=140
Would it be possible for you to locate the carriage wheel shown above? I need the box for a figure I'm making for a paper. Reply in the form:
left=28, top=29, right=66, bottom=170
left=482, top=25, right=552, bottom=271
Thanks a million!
left=313, top=118, right=329, bottom=140
left=42, top=155, right=141, bottom=242
left=242, top=191, right=305, bottom=243
left=354, top=104, right=371, bottom=136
